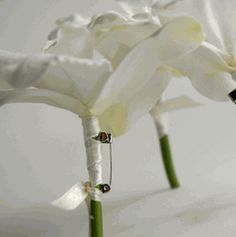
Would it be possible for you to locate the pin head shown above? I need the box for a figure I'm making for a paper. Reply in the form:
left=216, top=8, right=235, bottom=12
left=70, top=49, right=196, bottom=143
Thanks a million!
left=93, top=132, right=112, bottom=143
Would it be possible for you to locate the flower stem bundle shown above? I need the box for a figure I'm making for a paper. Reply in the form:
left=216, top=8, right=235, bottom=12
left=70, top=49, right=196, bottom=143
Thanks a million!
left=82, top=116, right=104, bottom=237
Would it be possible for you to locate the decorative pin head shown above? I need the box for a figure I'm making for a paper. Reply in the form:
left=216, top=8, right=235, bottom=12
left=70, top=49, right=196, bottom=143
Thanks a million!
left=93, top=132, right=112, bottom=144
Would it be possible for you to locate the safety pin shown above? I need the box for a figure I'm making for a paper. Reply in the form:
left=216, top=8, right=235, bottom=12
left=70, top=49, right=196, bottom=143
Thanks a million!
left=93, top=132, right=113, bottom=193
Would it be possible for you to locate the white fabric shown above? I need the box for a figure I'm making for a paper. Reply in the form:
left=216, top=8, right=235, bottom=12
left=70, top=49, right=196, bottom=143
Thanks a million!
left=52, top=182, right=91, bottom=210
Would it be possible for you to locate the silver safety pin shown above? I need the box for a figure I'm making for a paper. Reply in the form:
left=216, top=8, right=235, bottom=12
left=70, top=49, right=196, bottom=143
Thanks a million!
left=93, top=132, right=113, bottom=191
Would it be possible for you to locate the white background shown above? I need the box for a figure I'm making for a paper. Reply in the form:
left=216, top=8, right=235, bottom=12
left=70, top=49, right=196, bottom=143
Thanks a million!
left=1, top=0, right=236, bottom=236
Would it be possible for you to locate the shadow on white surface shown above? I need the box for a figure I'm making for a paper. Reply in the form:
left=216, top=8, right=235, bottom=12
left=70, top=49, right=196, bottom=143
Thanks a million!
left=1, top=182, right=236, bottom=236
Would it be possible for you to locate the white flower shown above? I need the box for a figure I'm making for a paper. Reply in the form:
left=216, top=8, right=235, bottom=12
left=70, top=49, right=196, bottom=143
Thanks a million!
left=44, top=10, right=161, bottom=68
left=151, top=0, right=236, bottom=102
left=0, top=14, right=203, bottom=136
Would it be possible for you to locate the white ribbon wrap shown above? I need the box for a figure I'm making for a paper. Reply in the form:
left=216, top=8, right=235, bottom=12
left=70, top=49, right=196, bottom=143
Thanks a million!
left=51, top=116, right=104, bottom=210
left=82, top=116, right=103, bottom=201
left=151, top=112, right=169, bottom=138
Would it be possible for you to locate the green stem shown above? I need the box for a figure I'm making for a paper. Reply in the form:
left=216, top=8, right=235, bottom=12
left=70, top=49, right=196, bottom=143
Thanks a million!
left=159, top=134, right=180, bottom=189
left=90, top=200, right=103, bottom=237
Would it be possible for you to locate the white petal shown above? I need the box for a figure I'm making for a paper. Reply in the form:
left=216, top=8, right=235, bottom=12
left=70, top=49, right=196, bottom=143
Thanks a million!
left=44, top=14, right=93, bottom=58
left=99, top=67, right=171, bottom=136
left=156, top=0, right=236, bottom=54
left=0, top=50, right=53, bottom=89
left=169, top=40, right=236, bottom=102
left=190, top=72, right=236, bottom=101
left=152, top=95, right=202, bottom=115
left=95, top=21, right=160, bottom=68
left=116, top=0, right=156, bottom=16
left=88, top=11, right=160, bottom=68
left=203, top=0, right=236, bottom=55
left=88, top=11, right=128, bottom=30
left=93, top=16, right=204, bottom=115
left=0, top=51, right=112, bottom=107
left=36, top=55, right=112, bottom=107
left=170, top=42, right=233, bottom=76
left=0, top=88, right=86, bottom=116
left=200, top=0, right=236, bottom=55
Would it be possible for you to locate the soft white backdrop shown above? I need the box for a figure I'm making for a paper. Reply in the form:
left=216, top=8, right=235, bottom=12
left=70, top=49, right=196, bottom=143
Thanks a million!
left=1, top=0, right=236, bottom=236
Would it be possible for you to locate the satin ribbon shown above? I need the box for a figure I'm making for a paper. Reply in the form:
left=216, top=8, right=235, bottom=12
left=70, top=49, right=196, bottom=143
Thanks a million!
left=51, top=182, right=102, bottom=210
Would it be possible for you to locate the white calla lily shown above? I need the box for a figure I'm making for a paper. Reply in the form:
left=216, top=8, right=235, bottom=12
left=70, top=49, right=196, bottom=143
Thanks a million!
left=152, top=0, right=236, bottom=102
left=92, top=16, right=203, bottom=135
left=45, top=10, right=161, bottom=69
left=0, top=51, right=111, bottom=116
left=0, top=13, right=203, bottom=237
left=0, top=15, right=203, bottom=137
left=150, top=95, right=202, bottom=188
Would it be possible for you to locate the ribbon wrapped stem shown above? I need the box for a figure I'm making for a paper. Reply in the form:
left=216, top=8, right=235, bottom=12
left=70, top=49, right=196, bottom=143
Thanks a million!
left=82, top=116, right=103, bottom=237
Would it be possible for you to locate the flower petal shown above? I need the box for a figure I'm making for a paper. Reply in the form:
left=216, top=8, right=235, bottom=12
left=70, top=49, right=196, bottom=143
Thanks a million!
left=43, top=14, right=93, bottom=58
left=155, top=0, right=236, bottom=54
left=99, top=67, right=171, bottom=136
left=0, top=88, right=86, bottom=115
left=170, top=42, right=233, bottom=76
left=168, top=41, right=236, bottom=101
left=93, top=16, right=204, bottom=116
left=88, top=11, right=160, bottom=68
left=35, top=55, right=112, bottom=107
left=189, top=72, right=236, bottom=101
left=116, top=0, right=156, bottom=17
left=0, top=50, right=112, bottom=108
left=0, top=50, right=53, bottom=89
left=88, top=11, right=128, bottom=30
left=95, top=20, right=160, bottom=68
left=151, top=95, right=202, bottom=115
